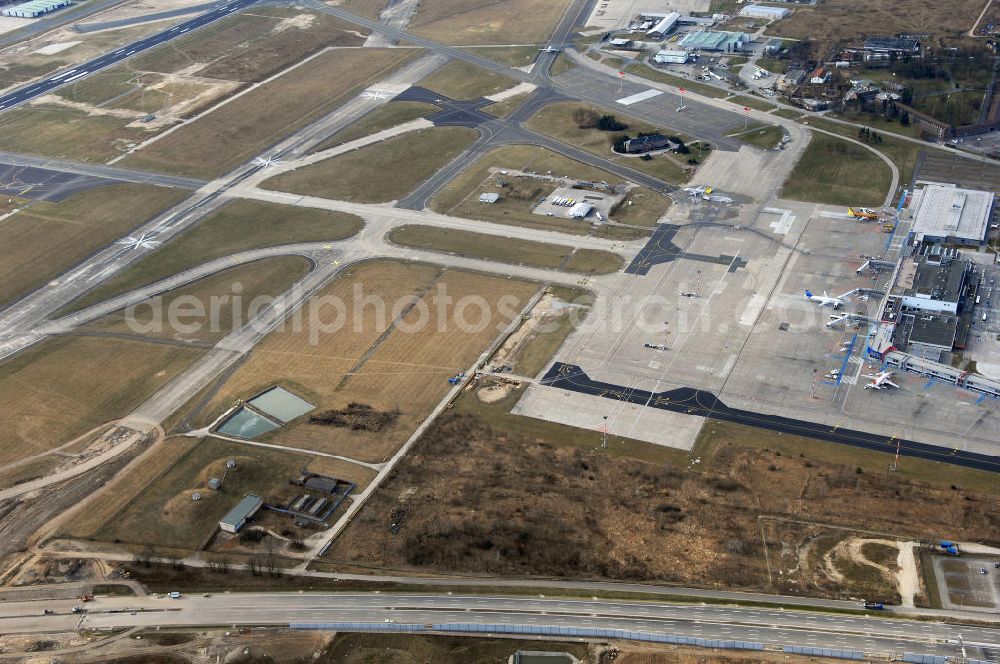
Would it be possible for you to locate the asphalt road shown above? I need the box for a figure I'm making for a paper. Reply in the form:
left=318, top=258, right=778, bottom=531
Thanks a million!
left=0, top=592, right=994, bottom=659
left=0, top=0, right=261, bottom=113
left=541, top=362, right=1000, bottom=473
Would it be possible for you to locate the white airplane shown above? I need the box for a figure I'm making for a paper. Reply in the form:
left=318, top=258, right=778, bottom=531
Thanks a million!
left=804, top=289, right=855, bottom=310
left=539, top=46, right=561, bottom=53
left=683, top=184, right=713, bottom=197
left=863, top=371, right=899, bottom=390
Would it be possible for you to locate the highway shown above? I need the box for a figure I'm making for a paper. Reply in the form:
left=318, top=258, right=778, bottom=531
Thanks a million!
left=0, top=0, right=261, bottom=113
left=0, top=592, right=993, bottom=659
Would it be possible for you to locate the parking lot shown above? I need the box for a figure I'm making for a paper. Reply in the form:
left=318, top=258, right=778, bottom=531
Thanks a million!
left=933, top=555, right=1000, bottom=612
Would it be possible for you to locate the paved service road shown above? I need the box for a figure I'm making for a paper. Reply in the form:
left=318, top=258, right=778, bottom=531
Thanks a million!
left=0, top=592, right=992, bottom=659
left=0, top=0, right=261, bottom=113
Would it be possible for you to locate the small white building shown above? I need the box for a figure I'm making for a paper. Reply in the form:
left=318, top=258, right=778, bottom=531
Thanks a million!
left=478, top=192, right=500, bottom=204
left=567, top=202, right=593, bottom=219
left=738, top=5, right=789, bottom=20
left=653, top=49, right=690, bottom=65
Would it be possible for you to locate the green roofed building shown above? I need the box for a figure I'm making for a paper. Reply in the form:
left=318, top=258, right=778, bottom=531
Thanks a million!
left=678, top=30, right=750, bottom=53
left=219, top=494, right=263, bottom=533
left=1, top=0, right=70, bottom=17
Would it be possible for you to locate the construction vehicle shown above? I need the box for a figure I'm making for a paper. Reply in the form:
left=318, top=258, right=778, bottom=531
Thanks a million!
left=939, top=540, right=960, bottom=555
left=848, top=207, right=878, bottom=221
left=447, top=372, right=466, bottom=385
left=78, top=594, right=94, bottom=602
left=882, top=223, right=894, bottom=234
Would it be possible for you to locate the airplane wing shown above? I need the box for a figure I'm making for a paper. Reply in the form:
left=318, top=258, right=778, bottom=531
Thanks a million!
left=885, top=380, right=899, bottom=389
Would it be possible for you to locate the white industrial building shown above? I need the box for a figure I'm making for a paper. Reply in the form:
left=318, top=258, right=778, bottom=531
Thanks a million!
left=1, top=0, right=70, bottom=17
left=738, top=4, right=790, bottom=19
left=653, top=49, right=690, bottom=64
left=567, top=202, right=593, bottom=218
left=646, top=11, right=679, bottom=39
left=910, top=183, right=995, bottom=246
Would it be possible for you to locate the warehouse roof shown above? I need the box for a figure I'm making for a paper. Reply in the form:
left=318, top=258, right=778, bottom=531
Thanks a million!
left=219, top=494, right=263, bottom=530
left=864, top=37, right=919, bottom=52
left=911, top=184, right=995, bottom=244
left=679, top=30, right=748, bottom=51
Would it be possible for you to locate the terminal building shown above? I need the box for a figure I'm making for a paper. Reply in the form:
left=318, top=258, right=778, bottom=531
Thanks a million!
left=891, top=255, right=969, bottom=315
left=909, top=183, right=995, bottom=247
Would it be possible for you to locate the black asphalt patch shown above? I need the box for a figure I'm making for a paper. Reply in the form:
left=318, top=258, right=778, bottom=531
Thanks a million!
left=393, top=86, right=494, bottom=127
left=0, top=164, right=111, bottom=201
left=540, top=362, right=1000, bottom=473
left=625, top=223, right=747, bottom=275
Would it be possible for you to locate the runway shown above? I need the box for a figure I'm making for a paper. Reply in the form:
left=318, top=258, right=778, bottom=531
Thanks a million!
left=0, top=0, right=261, bottom=113
left=540, top=362, right=1000, bottom=473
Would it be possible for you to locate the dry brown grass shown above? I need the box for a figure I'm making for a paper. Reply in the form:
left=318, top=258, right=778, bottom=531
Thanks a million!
left=83, top=256, right=313, bottom=344
left=0, top=184, right=188, bottom=310
left=128, top=8, right=366, bottom=83
left=123, top=48, right=417, bottom=178
left=768, top=0, right=989, bottom=54
left=189, top=261, right=538, bottom=462
left=325, top=407, right=1000, bottom=598
left=0, top=338, right=203, bottom=467
left=408, top=0, right=574, bottom=45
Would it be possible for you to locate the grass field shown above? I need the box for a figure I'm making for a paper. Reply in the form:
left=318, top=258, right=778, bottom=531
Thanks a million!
left=829, top=110, right=924, bottom=140
left=310, top=101, right=438, bottom=153
left=337, top=0, right=390, bottom=19
left=611, top=187, right=671, bottom=227
left=0, top=337, right=202, bottom=468
left=0, top=106, right=151, bottom=162
left=89, top=436, right=375, bottom=550
left=187, top=261, right=538, bottom=462
left=408, top=0, right=575, bottom=45
left=263, top=126, right=476, bottom=203
left=64, top=200, right=361, bottom=313
left=802, top=117, right=922, bottom=192
left=322, top=391, right=1000, bottom=596
left=417, top=60, right=516, bottom=99
left=320, top=634, right=589, bottom=664
left=128, top=8, right=366, bottom=83
left=780, top=131, right=891, bottom=206
left=387, top=225, right=623, bottom=274
left=462, top=45, right=539, bottom=67
left=507, top=285, right=593, bottom=379
left=727, top=94, right=774, bottom=112
left=0, top=184, right=187, bottom=310
left=83, top=256, right=313, bottom=344
left=123, top=48, right=417, bottom=178
left=625, top=64, right=728, bottom=99
left=431, top=145, right=651, bottom=238
left=767, top=0, right=990, bottom=56
left=729, top=124, right=784, bottom=149
left=524, top=101, right=691, bottom=183
left=481, top=92, right=532, bottom=118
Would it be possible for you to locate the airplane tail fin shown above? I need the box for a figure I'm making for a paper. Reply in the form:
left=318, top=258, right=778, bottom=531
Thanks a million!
left=805, top=290, right=813, bottom=298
